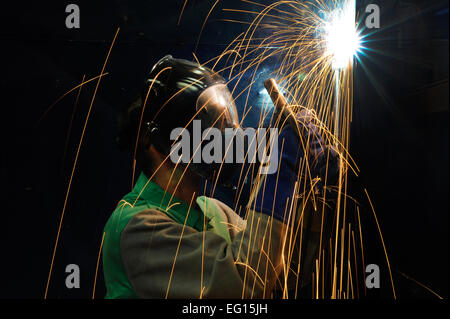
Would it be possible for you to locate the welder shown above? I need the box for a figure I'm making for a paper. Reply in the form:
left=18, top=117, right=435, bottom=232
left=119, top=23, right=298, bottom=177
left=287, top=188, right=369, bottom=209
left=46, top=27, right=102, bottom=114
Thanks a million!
left=102, top=55, right=338, bottom=298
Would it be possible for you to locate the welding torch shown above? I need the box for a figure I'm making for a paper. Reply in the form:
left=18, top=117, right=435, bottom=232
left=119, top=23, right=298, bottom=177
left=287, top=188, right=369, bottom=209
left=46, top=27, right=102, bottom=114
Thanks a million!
left=264, top=78, right=302, bottom=140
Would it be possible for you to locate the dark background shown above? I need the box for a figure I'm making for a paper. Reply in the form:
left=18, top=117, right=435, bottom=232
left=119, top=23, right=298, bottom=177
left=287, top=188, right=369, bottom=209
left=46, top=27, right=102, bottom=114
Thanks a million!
left=0, top=0, right=448, bottom=299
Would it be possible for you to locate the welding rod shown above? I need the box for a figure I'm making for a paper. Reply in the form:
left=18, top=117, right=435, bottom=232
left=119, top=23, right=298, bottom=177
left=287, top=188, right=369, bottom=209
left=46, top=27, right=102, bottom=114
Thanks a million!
left=247, top=79, right=303, bottom=208
left=264, top=78, right=300, bottom=139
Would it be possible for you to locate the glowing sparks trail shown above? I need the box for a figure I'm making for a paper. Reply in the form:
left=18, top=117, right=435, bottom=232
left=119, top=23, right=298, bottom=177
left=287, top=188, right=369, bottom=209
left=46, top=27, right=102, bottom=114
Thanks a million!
left=323, top=0, right=360, bottom=299
left=44, top=28, right=120, bottom=299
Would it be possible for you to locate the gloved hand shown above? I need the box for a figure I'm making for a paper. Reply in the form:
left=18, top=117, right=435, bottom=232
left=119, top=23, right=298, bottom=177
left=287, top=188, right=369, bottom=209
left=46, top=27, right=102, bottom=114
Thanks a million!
left=296, top=109, right=340, bottom=192
left=252, top=109, right=339, bottom=223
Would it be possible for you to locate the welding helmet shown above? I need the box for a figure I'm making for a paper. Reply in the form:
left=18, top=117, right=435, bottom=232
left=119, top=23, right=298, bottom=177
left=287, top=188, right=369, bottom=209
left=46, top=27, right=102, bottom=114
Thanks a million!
left=118, top=55, right=241, bottom=186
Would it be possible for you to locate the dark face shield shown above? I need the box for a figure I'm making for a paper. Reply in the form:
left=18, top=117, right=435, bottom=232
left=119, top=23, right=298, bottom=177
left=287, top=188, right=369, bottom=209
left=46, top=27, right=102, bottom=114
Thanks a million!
left=196, top=83, right=240, bottom=131
left=187, top=83, right=243, bottom=186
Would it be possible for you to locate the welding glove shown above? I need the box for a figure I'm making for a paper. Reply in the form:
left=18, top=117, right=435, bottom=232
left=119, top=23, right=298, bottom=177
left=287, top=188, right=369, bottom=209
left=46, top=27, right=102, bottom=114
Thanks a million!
left=297, top=109, right=340, bottom=191
left=252, top=109, right=339, bottom=223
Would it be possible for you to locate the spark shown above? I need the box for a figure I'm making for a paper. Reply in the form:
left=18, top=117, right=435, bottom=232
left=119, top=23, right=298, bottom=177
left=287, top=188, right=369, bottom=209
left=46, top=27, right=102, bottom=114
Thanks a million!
left=44, top=28, right=120, bottom=299
left=92, top=232, right=106, bottom=299
left=324, top=0, right=361, bottom=70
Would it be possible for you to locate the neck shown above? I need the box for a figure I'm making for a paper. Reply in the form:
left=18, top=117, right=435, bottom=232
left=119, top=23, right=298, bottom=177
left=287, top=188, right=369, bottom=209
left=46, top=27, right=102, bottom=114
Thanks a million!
left=147, top=164, right=200, bottom=206
left=144, top=145, right=201, bottom=206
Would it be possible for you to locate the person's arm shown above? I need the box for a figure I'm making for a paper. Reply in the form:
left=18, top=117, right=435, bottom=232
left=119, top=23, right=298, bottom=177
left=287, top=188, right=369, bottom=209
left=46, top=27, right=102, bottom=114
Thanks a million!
left=120, top=208, right=287, bottom=299
left=253, top=108, right=340, bottom=292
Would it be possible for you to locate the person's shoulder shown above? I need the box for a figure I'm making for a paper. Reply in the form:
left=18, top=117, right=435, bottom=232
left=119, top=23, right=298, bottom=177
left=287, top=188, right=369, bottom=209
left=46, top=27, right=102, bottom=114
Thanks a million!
left=127, top=208, right=175, bottom=225
left=121, top=208, right=189, bottom=242
left=104, top=200, right=159, bottom=234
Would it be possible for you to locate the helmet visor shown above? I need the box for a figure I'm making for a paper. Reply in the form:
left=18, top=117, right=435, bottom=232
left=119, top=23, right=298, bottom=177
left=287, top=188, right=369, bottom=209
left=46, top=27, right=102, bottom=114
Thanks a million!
left=196, top=83, right=239, bottom=130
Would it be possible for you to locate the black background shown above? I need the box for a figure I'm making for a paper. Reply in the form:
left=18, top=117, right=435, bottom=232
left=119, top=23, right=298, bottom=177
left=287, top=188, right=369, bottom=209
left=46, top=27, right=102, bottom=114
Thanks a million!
left=0, top=0, right=448, bottom=299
